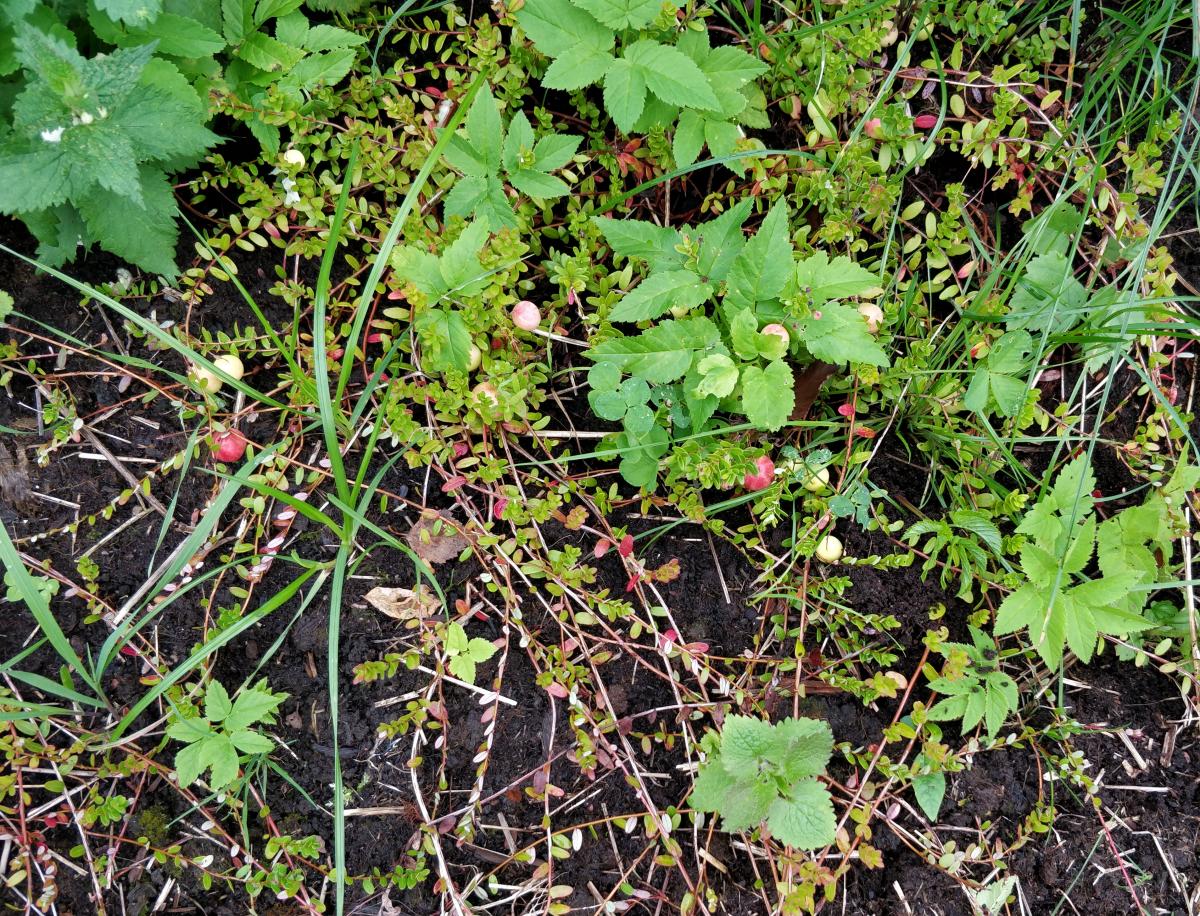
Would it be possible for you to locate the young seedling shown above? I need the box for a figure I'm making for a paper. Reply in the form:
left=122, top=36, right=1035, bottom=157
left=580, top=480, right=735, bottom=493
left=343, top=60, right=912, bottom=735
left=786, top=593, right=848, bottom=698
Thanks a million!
left=443, top=622, right=498, bottom=684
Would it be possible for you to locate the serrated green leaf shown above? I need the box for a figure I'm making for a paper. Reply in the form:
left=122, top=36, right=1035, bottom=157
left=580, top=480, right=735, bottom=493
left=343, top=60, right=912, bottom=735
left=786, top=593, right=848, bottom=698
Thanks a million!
left=695, top=197, right=751, bottom=281
left=767, top=780, right=836, bottom=849
left=794, top=250, right=880, bottom=303
left=573, top=0, right=663, bottom=29
left=801, top=303, right=888, bottom=367
left=1007, top=252, right=1088, bottom=335
left=206, top=735, right=240, bottom=788
left=603, top=58, right=646, bottom=134
left=466, top=86, right=502, bottom=173
left=695, top=354, right=738, bottom=398
left=166, top=717, right=211, bottom=744
left=467, top=637, right=497, bottom=663
left=700, top=44, right=768, bottom=88
left=222, top=0, right=252, bottom=42
left=447, top=654, right=477, bottom=684
left=623, top=40, right=719, bottom=110
left=140, top=13, right=225, bottom=57
left=516, top=0, right=613, bottom=59
left=280, top=47, right=356, bottom=89
left=415, top=308, right=473, bottom=373
left=724, top=201, right=792, bottom=314
left=509, top=168, right=569, bottom=198
left=994, top=584, right=1043, bottom=636
left=113, top=85, right=218, bottom=163
left=771, top=717, right=834, bottom=782
left=740, top=360, right=793, bottom=431
left=230, top=729, right=275, bottom=754
left=531, top=133, right=581, bottom=172
left=236, top=31, right=305, bottom=72
left=543, top=44, right=614, bottom=91
left=446, top=622, right=469, bottom=654
left=673, top=108, right=706, bottom=168
left=77, top=165, right=180, bottom=275
left=501, top=111, right=534, bottom=173
left=729, top=308, right=761, bottom=360
left=205, top=680, right=233, bottom=722
left=1049, top=454, right=1096, bottom=521
left=690, top=758, right=737, bottom=812
left=174, top=736, right=209, bottom=787
left=593, top=216, right=683, bottom=268
left=302, top=23, right=366, bottom=51
left=588, top=316, right=721, bottom=383
left=610, top=269, right=711, bottom=322
left=226, top=686, right=284, bottom=732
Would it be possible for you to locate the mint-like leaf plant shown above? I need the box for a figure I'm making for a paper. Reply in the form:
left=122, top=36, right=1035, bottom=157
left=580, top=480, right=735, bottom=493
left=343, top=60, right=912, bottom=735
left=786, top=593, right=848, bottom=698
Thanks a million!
left=442, top=85, right=581, bottom=231
left=515, top=0, right=767, bottom=171
left=691, top=715, right=837, bottom=850
left=0, top=25, right=217, bottom=274
left=585, top=200, right=887, bottom=488
left=167, top=679, right=286, bottom=791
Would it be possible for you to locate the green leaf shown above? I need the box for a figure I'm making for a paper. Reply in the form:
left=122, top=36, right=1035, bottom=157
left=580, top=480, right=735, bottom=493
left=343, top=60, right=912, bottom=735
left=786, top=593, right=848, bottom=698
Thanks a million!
left=280, top=47, right=356, bottom=89
left=438, top=219, right=491, bottom=294
left=509, top=168, right=569, bottom=198
left=740, top=360, right=793, bottom=431
left=465, top=86, right=502, bottom=174
left=230, top=729, right=275, bottom=754
left=690, top=758, right=738, bottom=812
left=673, top=109, right=706, bottom=169
left=912, top=772, right=945, bottom=821
left=77, top=166, right=180, bottom=276
left=794, top=251, right=880, bottom=304
left=113, top=84, right=218, bottom=163
left=801, top=303, right=889, bottom=367
left=593, top=217, right=683, bottom=268
left=610, top=269, right=711, bottom=322
left=1008, top=252, right=1088, bottom=334
left=174, top=737, right=209, bottom=787
left=446, top=622, right=469, bottom=655
left=695, top=197, right=751, bottom=281
left=994, top=584, right=1043, bottom=636
left=236, top=32, right=305, bottom=72
left=501, top=111, right=535, bottom=173
left=699, top=44, right=768, bottom=88
left=695, top=354, right=738, bottom=398
left=623, top=40, right=719, bottom=111
left=443, top=175, right=488, bottom=218
left=716, top=773, right=776, bottom=832
left=204, top=680, right=233, bottom=722
left=767, top=780, right=836, bottom=849
left=603, top=58, right=647, bottom=134
left=466, top=637, right=497, bottom=664
left=729, top=308, right=761, bottom=359
left=255, top=0, right=303, bottom=23
left=206, top=735, right=241, bottom=788
left=226, top=686, right=285, bottom=732
left=142, top=14, right=226, bottom=57
left=572, top=0, right=663, bottom=29
left=415, top=308, right=473, bottom=373
left=302, top=23, right=366, bottom=51
left=588, top=316, right=721, bottom=383
left=1049, top=454, right=1096, bottom=521
left=447, top=654, right=477, bottom=683
left=543, top=44, right=614, bottom=91
left=531, top=133, right=581, bottom=172
left=516, top=0, right=613, bottom=59
left=96, top=0, right=163, bottom=26
left=222, top=0, right=252, bottom=42
left=719, top=715, right=777, bottom=770
left=770, top=717, right=834, bottom=782
left=166, top=717, right=211, bottom=744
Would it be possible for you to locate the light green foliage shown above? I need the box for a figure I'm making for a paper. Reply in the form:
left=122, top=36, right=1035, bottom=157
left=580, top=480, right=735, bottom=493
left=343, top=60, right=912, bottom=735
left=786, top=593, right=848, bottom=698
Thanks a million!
left=392, top=219, right=491, bottom=373
left=994, top=455, right=1177, bottom=668
left=927, top=627, right=1019, bottom=737
left=586, top=200, right=886, bottom=487
left=964, top=330, right=1034, bottom=417
left=168, top=679, right=286, bottom=790
left=443, top=622, right=497, bottom=684
left=903, top=510, right=1002, bottom=600
left=442, top=85, right=581, bottom=230
left=515, top=0, right=765, bottom=170
left=0, top=27, right=216, bottom=274
left=691, top=715, right=836, bottom=849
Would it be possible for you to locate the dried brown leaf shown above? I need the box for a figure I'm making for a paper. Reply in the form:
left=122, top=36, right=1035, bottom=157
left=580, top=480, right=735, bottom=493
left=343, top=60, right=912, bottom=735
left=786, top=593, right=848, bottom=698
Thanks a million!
left=405, top=511, right=468, bottom=565
left=365, top=584, right=440, bottom=620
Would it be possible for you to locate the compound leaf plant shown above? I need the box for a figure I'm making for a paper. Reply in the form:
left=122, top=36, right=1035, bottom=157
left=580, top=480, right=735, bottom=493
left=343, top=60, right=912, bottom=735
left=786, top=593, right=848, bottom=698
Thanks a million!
left=691, top=715, right=837, bottom=850
left=587, top=200, right=888, bottom=488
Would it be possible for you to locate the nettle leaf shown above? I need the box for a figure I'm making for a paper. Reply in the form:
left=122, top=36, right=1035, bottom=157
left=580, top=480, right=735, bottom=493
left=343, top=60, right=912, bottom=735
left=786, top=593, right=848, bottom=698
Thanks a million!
left=609, top=269, right=712, bottom=322
left=719, top=715, right=777, bottom=770
left=770, top=717, right=834, bottom=783
left=690, top=758, right=738, bottom=812
left=622, top=40, right=719, bottom=111
left=794, top=251, right=880, bottom=304
left=572, top=0, right=665, bottom=29
left=767, top=780, right=836, bottom=849
left=77, top=166, right=181, bottom=276
left=740, top=360, right=794, bottom=431
left=588, top=316, right=721, bottom=383
left=801, top=303, right=889, bottom=367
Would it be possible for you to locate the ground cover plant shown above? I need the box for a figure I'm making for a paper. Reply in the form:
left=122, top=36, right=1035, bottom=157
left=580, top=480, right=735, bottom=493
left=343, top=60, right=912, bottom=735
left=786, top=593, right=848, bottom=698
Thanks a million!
left=0, top=0, right=1198, bottom=914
